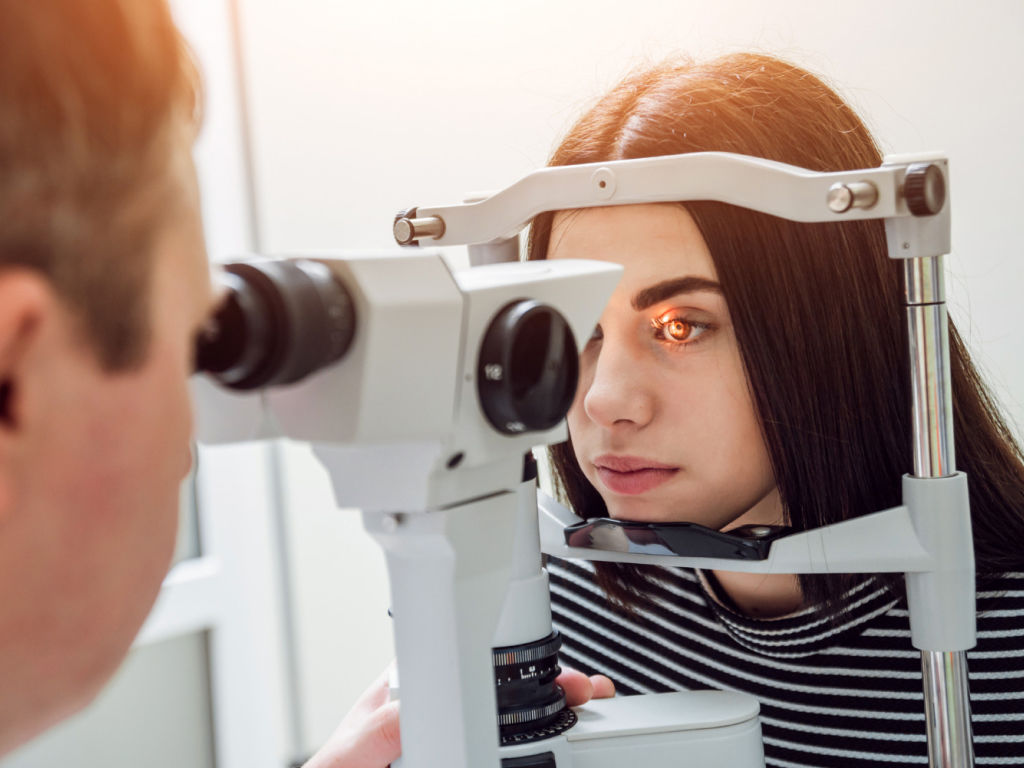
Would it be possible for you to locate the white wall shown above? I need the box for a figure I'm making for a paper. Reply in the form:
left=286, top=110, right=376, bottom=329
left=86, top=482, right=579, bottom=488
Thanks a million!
left=236, top=0, right=1024, bottom=755
left=3, top=634, right=216, bottom=768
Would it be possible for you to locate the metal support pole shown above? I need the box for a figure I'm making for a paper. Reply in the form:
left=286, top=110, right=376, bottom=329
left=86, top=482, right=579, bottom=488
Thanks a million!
left=905, top=256, right=955, bottom=477
left=904, top=256, right=975, bottom=768
left=922, top=650, right=975, bottom=768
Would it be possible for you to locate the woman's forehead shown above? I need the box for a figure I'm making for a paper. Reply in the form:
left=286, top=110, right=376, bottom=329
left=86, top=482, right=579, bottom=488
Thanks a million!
left=548, top=204, right=718, bottom=283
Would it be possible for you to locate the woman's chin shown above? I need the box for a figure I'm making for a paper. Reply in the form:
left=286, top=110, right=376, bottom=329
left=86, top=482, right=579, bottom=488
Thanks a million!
left=605, top=500, right=686, bottom=525
left=603, top=497, right=732, bottom=528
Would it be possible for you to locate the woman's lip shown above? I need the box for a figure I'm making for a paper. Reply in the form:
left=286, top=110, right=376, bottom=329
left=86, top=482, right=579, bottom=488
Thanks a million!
left=595, top=465, right=678, bottom=495
left=594, top=454, right=677, bottom=472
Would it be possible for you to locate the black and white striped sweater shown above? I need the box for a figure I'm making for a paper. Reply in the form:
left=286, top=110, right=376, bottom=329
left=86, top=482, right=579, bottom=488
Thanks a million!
left=547, top=557, right=1024, bottom=766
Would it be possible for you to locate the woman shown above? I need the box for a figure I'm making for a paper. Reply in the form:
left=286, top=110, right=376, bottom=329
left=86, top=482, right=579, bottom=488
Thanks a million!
left=310, top=53, right=1024, bottom=767
left=533, top=53, right=1024, bottom=765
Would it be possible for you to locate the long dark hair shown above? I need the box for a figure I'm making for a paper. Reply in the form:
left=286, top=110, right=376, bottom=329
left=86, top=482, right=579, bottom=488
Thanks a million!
left=529, top=53, right=1024, bottom=608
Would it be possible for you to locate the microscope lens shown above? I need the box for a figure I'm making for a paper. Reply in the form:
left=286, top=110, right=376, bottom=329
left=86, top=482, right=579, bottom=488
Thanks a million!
left=493, top=631, right=577, bottom=746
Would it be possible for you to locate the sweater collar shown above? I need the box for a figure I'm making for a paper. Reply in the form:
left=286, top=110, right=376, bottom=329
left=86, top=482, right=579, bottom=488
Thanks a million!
left=695, top=570, right=900, bottom=657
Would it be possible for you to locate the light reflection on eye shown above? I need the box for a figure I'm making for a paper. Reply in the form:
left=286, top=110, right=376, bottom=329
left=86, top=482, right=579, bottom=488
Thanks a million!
left=651, top=313, right=710, bottom=345
left=664, top=318, right=694, bottom=341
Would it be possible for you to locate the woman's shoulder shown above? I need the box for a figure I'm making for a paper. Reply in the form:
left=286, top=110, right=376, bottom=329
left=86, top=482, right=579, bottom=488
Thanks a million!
left=976, top=571, right=1024, bottom=599
left=974, top=571, right=1024, bottom=637
left=545, top=561, right=1024, bottom=633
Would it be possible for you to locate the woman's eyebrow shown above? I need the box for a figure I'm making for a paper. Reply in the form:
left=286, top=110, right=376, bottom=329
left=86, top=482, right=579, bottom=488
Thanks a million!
left=632, top=276, right=723, bottom=310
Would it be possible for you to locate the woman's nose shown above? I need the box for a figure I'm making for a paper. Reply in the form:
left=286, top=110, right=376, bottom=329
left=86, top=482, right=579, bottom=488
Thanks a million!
left=580, top=341, right=655, bottom=430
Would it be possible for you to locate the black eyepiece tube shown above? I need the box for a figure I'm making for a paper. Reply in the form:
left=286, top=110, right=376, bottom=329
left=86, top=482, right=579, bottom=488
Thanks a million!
left=195, top=259, right=356, bottom=390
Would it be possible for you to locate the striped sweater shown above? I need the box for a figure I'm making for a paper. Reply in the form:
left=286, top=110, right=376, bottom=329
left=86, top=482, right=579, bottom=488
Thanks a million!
left=546, top=557, right=1024, bottom=766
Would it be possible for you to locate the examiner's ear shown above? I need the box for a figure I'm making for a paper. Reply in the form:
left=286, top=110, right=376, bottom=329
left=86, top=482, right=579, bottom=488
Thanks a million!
left=0, top=270, right=52, bottom=420
left=0, top=269, right=53, bottom=519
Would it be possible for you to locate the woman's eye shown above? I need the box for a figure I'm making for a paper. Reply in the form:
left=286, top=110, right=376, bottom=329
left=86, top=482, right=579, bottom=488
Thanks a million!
left=652, top=315, right=709, bottom=345
left=662, top=319, right=694, bottom=341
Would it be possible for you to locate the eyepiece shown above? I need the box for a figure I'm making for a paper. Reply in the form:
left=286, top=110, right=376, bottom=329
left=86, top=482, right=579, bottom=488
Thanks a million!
left=195, top=259, right=356, bottom=390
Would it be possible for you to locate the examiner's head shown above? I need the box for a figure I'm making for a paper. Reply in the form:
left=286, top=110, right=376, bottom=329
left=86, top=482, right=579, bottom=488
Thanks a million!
left=0, top=0, right=215, bottom=752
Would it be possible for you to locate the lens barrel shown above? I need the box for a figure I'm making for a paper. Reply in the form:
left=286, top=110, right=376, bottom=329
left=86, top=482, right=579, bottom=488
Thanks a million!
left=493, top=631, right=577, bottom=747
left=195, top=259, right=356, bottom=390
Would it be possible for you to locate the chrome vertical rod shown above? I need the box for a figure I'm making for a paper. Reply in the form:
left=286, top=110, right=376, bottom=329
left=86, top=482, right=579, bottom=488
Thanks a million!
left=922, top=651, right=975, bottom=768
left=904, top=255, right=975, bottom=768
left=904, top=256, right=955, bottom=478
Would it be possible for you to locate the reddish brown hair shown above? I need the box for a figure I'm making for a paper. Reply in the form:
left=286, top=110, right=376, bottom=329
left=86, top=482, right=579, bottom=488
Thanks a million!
left=0, top=0, right=200, bottom=368
left=530, top=54, right=1024, bottom=608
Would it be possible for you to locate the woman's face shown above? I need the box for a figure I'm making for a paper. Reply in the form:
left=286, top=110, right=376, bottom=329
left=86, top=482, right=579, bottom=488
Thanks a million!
left=549, top=203, right=781, bottom=530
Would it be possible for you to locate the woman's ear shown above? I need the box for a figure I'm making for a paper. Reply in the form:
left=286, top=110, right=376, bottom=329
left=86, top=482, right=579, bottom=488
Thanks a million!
left=0, top=269, right=53, bottom=518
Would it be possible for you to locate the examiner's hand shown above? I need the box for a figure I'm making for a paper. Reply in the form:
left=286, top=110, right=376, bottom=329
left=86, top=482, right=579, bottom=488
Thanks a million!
left=303, top=664, right=613, bottom=768
left=556, top=667, right=616, bottom=706
left=303, top=668, right=400, bottom=768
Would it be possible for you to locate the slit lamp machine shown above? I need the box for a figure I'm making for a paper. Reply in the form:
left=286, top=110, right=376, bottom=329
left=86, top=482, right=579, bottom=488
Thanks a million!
left=193, top=151, right=971, bottom=768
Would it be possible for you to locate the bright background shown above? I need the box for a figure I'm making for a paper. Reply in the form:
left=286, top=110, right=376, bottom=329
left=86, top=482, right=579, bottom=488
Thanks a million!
left=236, top=0, right=1024, bottom=756
left=3, top=1, right=1022, bottom=765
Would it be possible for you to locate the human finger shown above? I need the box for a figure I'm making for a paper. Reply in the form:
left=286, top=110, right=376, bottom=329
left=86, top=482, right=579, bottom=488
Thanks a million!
left=556, top=667, right=595, bottom=706
left=342, top=665, right=392, bottom=725
left=589, top=674, right=615, bottom=699
left=305, top=699, right=401, bottom=768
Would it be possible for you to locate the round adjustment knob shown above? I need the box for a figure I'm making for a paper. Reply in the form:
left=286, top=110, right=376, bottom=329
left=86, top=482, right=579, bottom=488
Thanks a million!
left=904, top=163, right=946, bottom=217
left=477, top=300, right=579, bottom=435
left=393, top=217, right=415, bottom=245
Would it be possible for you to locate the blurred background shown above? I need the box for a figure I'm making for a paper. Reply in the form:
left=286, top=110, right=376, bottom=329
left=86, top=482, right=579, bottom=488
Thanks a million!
left=3, top=1, right=1021, bottom=766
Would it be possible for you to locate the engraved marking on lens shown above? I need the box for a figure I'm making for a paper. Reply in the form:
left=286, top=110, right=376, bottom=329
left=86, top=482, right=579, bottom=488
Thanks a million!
left=495, top=661, right=559, bottom=687
left=493, top=637, right=562, bottom=666
left=493, top=632, right=575, bottom=745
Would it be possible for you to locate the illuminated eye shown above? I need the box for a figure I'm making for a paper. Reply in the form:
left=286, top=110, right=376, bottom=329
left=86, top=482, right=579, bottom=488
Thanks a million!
left=662, top=319, right=693, bottom=341
left=652, top=314, right=709, bottom=345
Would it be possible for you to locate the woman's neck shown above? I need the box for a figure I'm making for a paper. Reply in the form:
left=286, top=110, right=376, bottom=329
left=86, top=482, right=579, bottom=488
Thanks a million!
left=709, top=487, right=804, bottom=618
left=704, top=570, right=804, bottom=618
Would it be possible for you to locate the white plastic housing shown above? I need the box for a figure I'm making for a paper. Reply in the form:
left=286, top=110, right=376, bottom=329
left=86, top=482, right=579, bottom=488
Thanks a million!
left=413, top=152, right=951, bottom=261
left=903, top=473, right=976, bottom=651
left=193, top=251, right=621, bottom=512
left=267, top=251, right=464, bottom=443
left=538, top=492, right=936, bottom=575
left=492, top=479, right=552, bottom=648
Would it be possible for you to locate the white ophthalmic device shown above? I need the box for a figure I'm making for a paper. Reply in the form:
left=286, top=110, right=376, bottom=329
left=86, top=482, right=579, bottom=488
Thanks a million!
left=194, top=150, right=970, bottom=768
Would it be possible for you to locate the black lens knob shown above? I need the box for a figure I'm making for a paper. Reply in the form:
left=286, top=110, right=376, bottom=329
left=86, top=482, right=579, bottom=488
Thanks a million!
left=477, top=300, right=579, bottom=435
left=195, top=259, right=356, bottom=390
left=904, top=163, right=946, bottom=217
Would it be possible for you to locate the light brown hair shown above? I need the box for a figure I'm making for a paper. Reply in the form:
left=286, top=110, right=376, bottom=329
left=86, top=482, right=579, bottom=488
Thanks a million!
left=530, top=54, right=1024, bottom=608
left=0, top=0, right=200, bottom=368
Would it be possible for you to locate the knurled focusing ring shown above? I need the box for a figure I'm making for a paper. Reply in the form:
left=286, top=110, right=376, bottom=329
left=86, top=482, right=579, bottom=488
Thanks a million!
left=493, top=635, right=562, bottom=668
left=492, top=632, right=576, bottom=744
